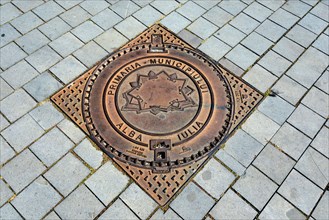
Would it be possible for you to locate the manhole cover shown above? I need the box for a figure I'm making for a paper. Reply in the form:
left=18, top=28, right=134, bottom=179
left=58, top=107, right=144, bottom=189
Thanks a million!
left=52, top=24, right=262, bottom=206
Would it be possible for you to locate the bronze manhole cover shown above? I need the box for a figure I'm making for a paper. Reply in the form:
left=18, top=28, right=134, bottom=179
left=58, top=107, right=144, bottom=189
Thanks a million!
left=52, top=24, right=263, bottom=206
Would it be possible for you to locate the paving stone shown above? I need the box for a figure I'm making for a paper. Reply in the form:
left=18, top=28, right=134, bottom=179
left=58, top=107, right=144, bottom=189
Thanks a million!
left=120, top=183, right=158, bottom=219
left=0, top=203, right=23, bottom=220
left=243, top=1, right=273, bottom=22
left=198, top=36, right=231, bottom=61
left=311, top=126, right=329, bottom=158
left=74, top=138, right=102, bottom=169
left=215, top=149, right=246, bottom=176
left=44, top=211, right=61, bottom=220
left=0, top=149, right=46, bottom=193
left=194, top=0, right=220, bottom=9
left=73, top=41, right=107, bottom=67
left=195, top=158, right=235, bottom=199
left=110, top=0, right=140, bottom=18
left=272, top=37, right=304, bottom=62
left=60, top=6, right=91, bottom=27
left=234, top=166, right=277, bottom=210
left=0, top=42, right=27, bottom=70
left=80, top=0, right=110, bottom=15
left=258, top=50, right=291, bottom=77
left=286, top=24, right=317, bottom=48
left=26, top=46, right=62, bottom=73
left=12, top=177, right=61, bottom=219
left=55, top=0, right=82, bottom=9
left=325, top=27, right=329, bottom=36
left=0, top=114, right=10, bottom=131
left=49, top=32, right=84, bottom=57
left=133, top=5, right=162, bottom=27
left=0, top=3, right=22, bottom=25
left=218, top=0, right=247, bottom=16
left=225, top=44, right=258, bottom=70
left=151, top=0, right=179, bottom=14
left=241, top=32, right=273, bottom=56
left=259, top=193, right=306, bottom=220
left=99, top=199, right=139, bottom=220
left=160, top=12, right=191, bottom=34
left=15, top=29, right=49, bottom=54
left=210, top=189, right=257, bottom=220
left=33, top=1, right=64, bottom=21
left=187, top=17, right=218, bottom=40
left=38, top=17, right=71, bottom=41
left=312, top=191, right=329, bottom=220
left=278, top=169, right=322, bottom=214
left=258, top=0, right=285, bottom=10
left=0, top=77, right=13, bottom=100
left=177, top=1, right=206, bottom=21
left=177, top=29, right=202, bottom=48
left=132, top=0, right=153, bottom=7
left=243, top=64, right=277, bottom=93
left=299, top=13, right=328, bottom=35
left=229, top=13, right=259, bottom=34
left=256, top=19, right=287, bottom=42
left=269, top=8, right=298, bottom=29
left=170, top=182, right=214, bottom=220
left=0, top=23, right=21, bottom=47
left=71, top=21, right=104, bottom=43
left=115, top=16, right=146, bottom=39
left=302, top=87, right=328, bottom=118
left=202, top=6, right=233, bottom=27
left=10, top=11, right=43, bottom=34
left=45, top=153, right=89, bottom=196
left=150, top=208, right=182, bottom=220
left=218, top=57, right=244, bottom=77
left=0, top=179, right=13, bottom=206
left=57, top=119, right=85, bottom=144
left=91, top=8, right=122, bottom=30
left=215, top=24, right=246, bottom=47
left=282, top=0, right=311, bottom=17
left=311, top=2, right=329, bottom=21
left=24, top=72, right=62, bottom=102
left=12, top=0, right=43, bottom=12
left=0, top=136, right=15, bottom=165
left=313, top=34, right=329, bottom=55
left=55, top=184, right=104, bottom=219
left=94, top=28, right=128, bottom=53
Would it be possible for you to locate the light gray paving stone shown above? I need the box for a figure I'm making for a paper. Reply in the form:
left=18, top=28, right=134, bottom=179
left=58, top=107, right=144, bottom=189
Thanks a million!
left=177, top=1, right=206, bottom=21
left=24, top=72, right=62, bottom=102
left=55, top=184, right=104, bottom=219
left=120, top=183, right=158, bottom=219
left=258, top=0, right=284, bottom=10
left=302, top=87, right=328, bottom=118
left=26, top=46, right=62, bottom=73
left=210, top=189, right=257, bottom=220
left=241, top=32, right=273, bottom=56
left=177, top=29, right=202, bottom=48
left=80, top=0, right=110, bottom=15
left=71, top=21, right=104, bottom=43
left=286, top=24, right=317, bottom=48
left=94, top=28, right=127, bottom=53
left=195, top=158, right=235, bottom=199
left=299, top=13, right=328, bottom=35
left=57, top=119, right=85, bottom=144
left=170, top=182, right=215, bottom=220
left=313, top=34, right=329, bottom=55
left=110, top=0, right=140, bottom=18
left=115, top=16, right=146, bottom=39
left=302, top=0, right=320, bottom=6
left=44, top=211, right=61, bottom=220
left=215, top=149, right=246, bottom=176
left=0, top=149, right=46, bottom=193
left=202, top=6, right=233, bottom=27
left=243, top=1, right=272, bottom=22
left=194, top=0, right=220, bottom=9
left=50, top=55, right=86, bottom=84
left=218, top=57, right=244, bottom=77
left=60, top=5, right=91, bottom=27
left=86, top=161, right=129, bottom=204
left=73, top=41, right=107, bottom=67
left=312, top=191, right=329, bottom=220
left=325, top=27, right=329, bottom=36
left=38, top=17, right=71, bottom=41
left=218, top=0, right=247, bottom=16
left=30, top=127, right=74, bottom=167
left=258, top=50, right=291, bottom=77
left=225, top=44, right=258, bottom=70
left=91, top=8, right=122, bottom=30
left=0, top=42, right=27, bottom=70
left=259, top=193, right=306, bottom=220
left=0, top=77, right=13, bottom=100
left=0, top=136, right=15, bottom=165
left=55, top=0, right=82, bottom=10
left=272, top=75, right=307, bottom=105
left=215, top=24, right=246, bottom=47
left=0, top=203, right=23, bottom=220
left=0, top=179, right=13, bottom=206
left=12, top=0, right=43, bottom=12
left=278, top=169, right=322, bottom=214
left=229, top=13, right=259, bottom=34
left=0, top=23, right=21, bottom=47
left=256, top=19, right=287, bottom=42
left=0, top=89, right=36, bottom=122
left=269, top=8, right=299, bottom=29
left=49, top=32, right=84, bottom=57
left=295, top=147, right=329, bottom=188
left=234, top=166, right=278, bottom=210
left=272, top=37, right=304, bottom=62
left=288, top=104, right=325, bottom=138
left=151, top=0, right=179, bottom=14
left=243, top=64, right=277, bottom=93
left=33, top=1, right=64, bottom=21
left=133, top=5, right=163, bottom=26
left=15, top=29, right=49, bottom=54
left=12, top=177, right=61, bottom=220
left=150, top=208, right=182, bottom=220
left=0, top=114, right=10, bottom=131
left=187, top=17, right=218, bottom=39
left=311, top=126, right=329, bottom=158
left=311, top=2, right=329, bottom=21
left=0, top=3, right=22, bottom=25
left=74, top=138, right=102, bottom=169
left=258, top=95, right=295, bottom=125
left=45, top=153, right=90, bottom=196
left=133, top=0, right=153, bottom=7
left=160, top=12, right=191, bottom=34
left=198, top=36, right=231, bottom=60
left=282, top=0, right=311, bottom=17
left=99, top=199, right=139, bottom=220
left=253, top=144, right=295, bottom=184
left=10, top=11, right=43, bottom=34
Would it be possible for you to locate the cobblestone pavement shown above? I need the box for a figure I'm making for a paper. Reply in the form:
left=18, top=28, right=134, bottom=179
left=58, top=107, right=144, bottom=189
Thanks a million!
left=0, top=0, right=328, bottom=219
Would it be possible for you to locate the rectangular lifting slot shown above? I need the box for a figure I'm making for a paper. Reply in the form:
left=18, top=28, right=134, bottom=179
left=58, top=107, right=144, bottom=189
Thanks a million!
left=148, top=34, right=167, bottom=53
left=150, top=139, right=171, bottom=173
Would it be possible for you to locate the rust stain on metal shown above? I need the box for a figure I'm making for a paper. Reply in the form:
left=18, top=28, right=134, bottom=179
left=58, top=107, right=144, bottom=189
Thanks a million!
left=51, top=24, right=263, bottom=206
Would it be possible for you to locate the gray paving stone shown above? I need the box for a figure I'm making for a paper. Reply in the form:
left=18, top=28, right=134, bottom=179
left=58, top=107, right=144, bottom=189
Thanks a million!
left=0, top=114, right=10, bottom=131
left=241, top=32, right=273, bottom=56
left=195, top=158, right=235, bottom=199
left=313, top=34, right=329, bottom=55
left=311, top=126, right=329, bottom=158
left=110, top=0, right=140, bottom=18
left=202, top=6, right=233, bottom=27
left=12, top=177, right=61, bottom=219
left=115, top=16, right=146, bottom=39
left=0, top=23, right=21, bottom=47
left=150, top=208, right=182, bottom=220
left=74, top=138, right=103, bottom=169
left=73, top=41, right=107, bottom=67
left=272, top=75, right=307, bottom=105
left=132, top=0, right=153, bottom=7
left=133, top=5, right=162, bottom=26
left=24, top=72, right=62, bottom=102
left=259, top=193, right=306, bottom=220
left=72, top=21, right=104, bottom=43
left=44, top=211, right=61, bottom=220
left=30, top=127, right=74, bottom=167
left=187, top=17, right=218, bottom=39
left=177, top=1, right=206, bottom=21
left=91, top=8, right=122, bottom=30
left=243, top=64, right=277, bottom=93
left=258, top=0, right=285, bottom=10
left=99, top=199, right=139, bottom=220
left=215, top=149, right=246, bottom=176
left=229, top=13, right=259, bottom=34
left=15, top=29, right=50, bottom=54
left=55, top=184, right=104, bottom=219
left=218, top=0, right=247, bottom=16
left=258, top=50, right=291, bottom=77
left=95, top=28, right=127, bottom=53
left=243, top=1, right=273, bottom=22
left=0, top=3, right=22, bottom=25
left=210, top=189, right=257, bottom=220
left=49, top=32, right=84, bottom=57
left=0, top=179, right=13, bottom=206
left=299, top=13, right=328, bottom=35
left=218, top=57, right=244, bottom=77
left=234, top=166, right=278, bottom=210
left=10, top=11, right=43, bottom=34
left=311, top=2, right=329, bottom=21
left=55, top=0, right=82, bottom=10
left=302, top=87, right=328, bottom=118
left=0, top=149, right=46, bottom=193
left=151, top=0, right=179, bottom=14
left=26, top=46, right=62, bottom=73
left=225, top=44, right=259, bottom=70
left=312, top=191, right=329, bottom=220
left=215, top=24, right=246, bottom=47
left=0, top=136, right=15, bottom=165
left=80, top=0, right=110, bottom=15
left=256, top=19, right=287, bottom=42
left=198, top=36, right=231, bottom=61
left=12, top=0, right=43, bottom=12
left=33, top=1, right=64, bottom=21
left=60, top=5, right=91, bottom=27
left=45, top=153, right=90, bottom=196
left=0, top=42, right=27, bottom=70
left=177, top=29, right=202, bottom=48
left=194, top=0, right=220, bottom=9
left=57, top=119, right=85, bottom=144
left=120, top=183, right=157, bottom=219
left=282, top=0, right=311, bottom=17
left=170, top=182, right=214, bottom=220
left=286, top=24, right=317, bottom=48
left=269, top=8, right=299, bottom=29
left=278, top=169, right=322, bottom=214
left=0, top=203, right=23, bottom=220
left=325, top=27, right=329, bottom=36
left=38, top=17, right=71, bottom=41
left=0, top=77, right=13, bottom=100
left=273, top=37, right=304, bottom=62
left=160, top=12, right=191, bottom=34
